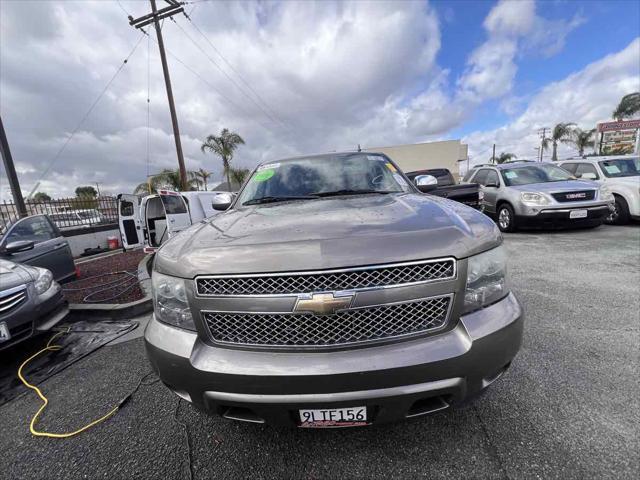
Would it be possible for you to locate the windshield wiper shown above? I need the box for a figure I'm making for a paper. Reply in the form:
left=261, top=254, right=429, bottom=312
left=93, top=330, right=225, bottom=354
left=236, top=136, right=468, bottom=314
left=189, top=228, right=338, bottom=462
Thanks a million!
left=311, top=189, right=396, bottom=197
left=242, top=195, right=319, bottom=206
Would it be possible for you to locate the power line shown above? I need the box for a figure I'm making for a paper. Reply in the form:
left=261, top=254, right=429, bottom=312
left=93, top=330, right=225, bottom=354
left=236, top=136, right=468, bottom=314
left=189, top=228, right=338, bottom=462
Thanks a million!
left=35, top=34, right=146, bottom=186
left=184, top=14, right=289, bottom=129
left=147, top=34, right=275, bottom=133
left=170, top=17, right=287, bottom=130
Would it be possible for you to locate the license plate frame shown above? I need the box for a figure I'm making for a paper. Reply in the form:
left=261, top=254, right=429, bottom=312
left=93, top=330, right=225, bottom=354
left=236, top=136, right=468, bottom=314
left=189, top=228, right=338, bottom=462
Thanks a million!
left=0, top=322, right=10, bottom=343
left=299, top=406, right=368, bottom=428
left=569, top=209, right=588, bottom=219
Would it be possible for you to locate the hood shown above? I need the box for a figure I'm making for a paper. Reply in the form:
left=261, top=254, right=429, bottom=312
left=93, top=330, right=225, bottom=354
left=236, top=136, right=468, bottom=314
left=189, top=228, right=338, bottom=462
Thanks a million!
left=508, top=179, right=599, bottom=193
left=155, top=193, right=501, bottom=278
left=607, top=175, right=640, bottom=188
left=0, top=259, right=35, bottom=290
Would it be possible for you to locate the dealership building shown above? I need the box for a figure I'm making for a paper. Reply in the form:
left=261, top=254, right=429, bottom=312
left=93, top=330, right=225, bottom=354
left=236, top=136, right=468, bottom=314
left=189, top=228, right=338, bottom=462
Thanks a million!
left=365, top=139, right=469, bottom=179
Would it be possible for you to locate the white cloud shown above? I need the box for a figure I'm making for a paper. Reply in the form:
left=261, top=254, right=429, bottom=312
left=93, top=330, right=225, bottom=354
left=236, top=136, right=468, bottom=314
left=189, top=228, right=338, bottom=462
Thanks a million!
left=1, top=0, right=448, bottom=198
left=457, top=0, right=584, bottom=102
left=463, top=38, right=640, bottom=164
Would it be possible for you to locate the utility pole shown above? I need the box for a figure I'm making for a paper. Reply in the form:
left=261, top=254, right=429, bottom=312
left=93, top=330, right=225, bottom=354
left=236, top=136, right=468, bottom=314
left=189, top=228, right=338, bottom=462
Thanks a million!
left=538, top=127, right=548, bottom=162
left=0, top=116, right=27, bottom=218
left=129, top=0, right=187, bottom=191
left=491, top=144, right=496, bottom=164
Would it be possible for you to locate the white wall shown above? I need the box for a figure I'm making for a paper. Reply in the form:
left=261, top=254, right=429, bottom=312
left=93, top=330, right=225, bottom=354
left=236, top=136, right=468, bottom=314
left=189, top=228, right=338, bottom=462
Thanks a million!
left=65, top=227, right=120, bottom=257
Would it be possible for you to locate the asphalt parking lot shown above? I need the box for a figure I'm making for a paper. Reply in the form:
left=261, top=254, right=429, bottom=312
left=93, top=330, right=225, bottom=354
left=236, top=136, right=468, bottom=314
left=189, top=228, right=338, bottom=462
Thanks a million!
left=0, top=225, right=638, bottom=479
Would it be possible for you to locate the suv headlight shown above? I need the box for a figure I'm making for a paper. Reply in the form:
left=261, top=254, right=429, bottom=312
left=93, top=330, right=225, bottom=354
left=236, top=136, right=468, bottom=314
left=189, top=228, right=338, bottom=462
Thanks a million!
left=520, top=192, right=550, bottom=206
left=152, top=272, right=195, bottom=331
left=34, top=268, right=53, bottom=295
left=599, top=186, right=614, bottom=202
left=463, top=246, right=509, bottom=314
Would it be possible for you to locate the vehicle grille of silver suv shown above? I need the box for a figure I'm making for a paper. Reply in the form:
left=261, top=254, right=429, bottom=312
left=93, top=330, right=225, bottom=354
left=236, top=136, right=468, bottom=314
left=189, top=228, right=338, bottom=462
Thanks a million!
left=196, top=258, right=456, bottom=347
left=195, top=258, right=455, bottom=296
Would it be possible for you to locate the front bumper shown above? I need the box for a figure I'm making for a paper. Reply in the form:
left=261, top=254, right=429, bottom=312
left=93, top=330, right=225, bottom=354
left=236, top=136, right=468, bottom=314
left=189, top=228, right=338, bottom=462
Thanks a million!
left=0, top=283, right=68, bottom=351
left=515, top=204, right=612, bottom=228
left=144, top=292, right=523, bottom=427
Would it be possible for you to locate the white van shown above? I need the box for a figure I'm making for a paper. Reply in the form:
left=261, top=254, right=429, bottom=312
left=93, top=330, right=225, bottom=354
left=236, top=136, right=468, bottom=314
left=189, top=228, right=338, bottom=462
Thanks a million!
left=117, top=190, right=225, bottom=252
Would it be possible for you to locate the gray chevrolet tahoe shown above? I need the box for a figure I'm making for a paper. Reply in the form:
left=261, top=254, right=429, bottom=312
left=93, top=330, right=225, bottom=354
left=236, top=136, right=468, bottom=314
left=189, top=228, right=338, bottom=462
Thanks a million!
left=146, top=152, right=523, bottom=427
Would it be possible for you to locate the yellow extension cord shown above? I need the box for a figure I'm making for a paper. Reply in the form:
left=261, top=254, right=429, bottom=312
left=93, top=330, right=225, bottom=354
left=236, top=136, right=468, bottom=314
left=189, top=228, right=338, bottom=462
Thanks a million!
left=17, top=329, right=119, bottom=438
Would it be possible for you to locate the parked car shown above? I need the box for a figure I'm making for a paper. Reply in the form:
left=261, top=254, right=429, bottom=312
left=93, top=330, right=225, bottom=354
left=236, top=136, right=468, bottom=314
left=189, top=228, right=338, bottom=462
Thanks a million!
left=558, top=155, right=639, bottom=224
left=463, top=162, right=615, bottom=232
left=49, top=209, right=104, bottom=230
left=0, top=214, right=76, bottom=283
left=405, top=168, right=483, bottom=210
left=0, top=259, right=68, bottom=350
left=145, top=151, right=523, bottom=427
left=118, top=190, right=225, bottom=253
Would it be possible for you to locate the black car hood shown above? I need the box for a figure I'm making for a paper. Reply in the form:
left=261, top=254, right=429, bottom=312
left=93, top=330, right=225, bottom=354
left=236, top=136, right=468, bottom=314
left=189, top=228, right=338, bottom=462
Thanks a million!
left=155, top=193, right=501, bottom=277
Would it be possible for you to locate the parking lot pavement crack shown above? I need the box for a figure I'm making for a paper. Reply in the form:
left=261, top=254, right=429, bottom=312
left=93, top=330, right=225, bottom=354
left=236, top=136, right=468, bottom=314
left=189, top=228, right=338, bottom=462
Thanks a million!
left=473, top=405, right=511, bottom=480
left=174, top=398, right=195, bottom=480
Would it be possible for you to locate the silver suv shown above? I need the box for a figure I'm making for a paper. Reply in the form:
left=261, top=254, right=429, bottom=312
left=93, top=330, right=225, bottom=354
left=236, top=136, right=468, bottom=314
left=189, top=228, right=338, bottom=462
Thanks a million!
left=464, top=162, right=614, bottom=232
left=145, top=152, right=523, bottom=427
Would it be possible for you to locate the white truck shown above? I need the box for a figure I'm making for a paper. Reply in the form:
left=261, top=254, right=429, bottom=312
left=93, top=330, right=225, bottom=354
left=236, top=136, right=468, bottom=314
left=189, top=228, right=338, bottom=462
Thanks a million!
left=117, top=190, right=225, bottom=252
left=558, top=155, right=639, bottom=224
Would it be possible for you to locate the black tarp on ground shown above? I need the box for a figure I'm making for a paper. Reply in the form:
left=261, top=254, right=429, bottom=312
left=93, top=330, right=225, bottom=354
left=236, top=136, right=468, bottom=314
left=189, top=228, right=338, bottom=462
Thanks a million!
left=0, top=320, right=138, bottom=406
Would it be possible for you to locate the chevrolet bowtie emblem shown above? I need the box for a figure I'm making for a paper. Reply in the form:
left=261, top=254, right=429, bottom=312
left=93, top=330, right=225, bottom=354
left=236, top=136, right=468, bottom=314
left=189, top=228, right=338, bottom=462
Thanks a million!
left=294, top=293, right=354, bottom=315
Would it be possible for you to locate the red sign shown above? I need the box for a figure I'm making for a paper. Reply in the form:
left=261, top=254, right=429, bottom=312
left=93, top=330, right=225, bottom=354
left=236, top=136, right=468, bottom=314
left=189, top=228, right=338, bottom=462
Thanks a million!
left=597, top=119, right=640, bottom=132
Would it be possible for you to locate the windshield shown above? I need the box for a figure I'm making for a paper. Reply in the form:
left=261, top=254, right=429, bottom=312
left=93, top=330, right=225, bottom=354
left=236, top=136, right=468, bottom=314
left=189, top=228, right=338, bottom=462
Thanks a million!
left=237, top=153, right=410, bottom=205
left=598, top=158, right=639, bottom=178
left=501, top=164, right=575, bottom=186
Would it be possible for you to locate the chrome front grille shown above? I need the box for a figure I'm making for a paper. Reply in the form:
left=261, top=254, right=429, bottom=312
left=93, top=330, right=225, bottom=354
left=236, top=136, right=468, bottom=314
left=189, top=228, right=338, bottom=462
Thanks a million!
left=196, top=258, right=455, bottom=296
left=202, top=296, right=452, bottom=347
left=0, top=286, right=27, bottom=315
left=551, top=190, right=596, bottom=202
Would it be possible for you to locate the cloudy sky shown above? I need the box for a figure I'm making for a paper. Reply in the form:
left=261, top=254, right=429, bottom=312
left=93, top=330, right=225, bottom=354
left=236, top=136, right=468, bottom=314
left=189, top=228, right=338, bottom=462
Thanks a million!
left=1, top=0, right=639, bottom=199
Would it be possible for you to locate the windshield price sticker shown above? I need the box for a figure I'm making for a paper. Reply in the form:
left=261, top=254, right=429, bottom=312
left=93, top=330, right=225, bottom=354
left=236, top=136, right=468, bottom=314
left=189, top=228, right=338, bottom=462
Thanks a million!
left=603, top=165, right=621, bottom=174
left=385, top=163, right=398, bottom=173
left=253, top=169, right=275, bottom=182
left=258, top=163, right=280, bottom=171
left=504, top=171, right=518, bottom=179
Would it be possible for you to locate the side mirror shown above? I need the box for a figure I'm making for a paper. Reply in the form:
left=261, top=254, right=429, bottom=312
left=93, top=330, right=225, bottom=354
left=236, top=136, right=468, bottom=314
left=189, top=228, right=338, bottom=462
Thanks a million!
left=579, top=172, right=597, bottom=181
left=414, top=175, right=438, bottom=193
left=212, top=192, right=233, bottom=211
left=4, top=240, right=35, bottom=254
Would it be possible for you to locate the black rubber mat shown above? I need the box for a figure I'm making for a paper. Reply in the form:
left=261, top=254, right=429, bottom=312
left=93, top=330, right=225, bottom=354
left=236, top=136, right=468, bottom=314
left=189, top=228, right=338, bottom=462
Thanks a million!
left=0, top=320, right=138, bottom=407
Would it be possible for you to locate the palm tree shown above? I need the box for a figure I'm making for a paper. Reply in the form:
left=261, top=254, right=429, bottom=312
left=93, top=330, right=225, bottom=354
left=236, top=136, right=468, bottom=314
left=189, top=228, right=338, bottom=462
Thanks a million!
left=542, top=123, right=576, bottom=161
left=134, top=168, right=199, bottom=195
left=201, top=128, right=245, bottom=189
left=229, top=167, right=250, bottom=187
left=571, top=128, right=596, bottom=157
left=493, top=152, right=517, bottom=164
left=194, top=168, right=213, bottom=191
left=612, top=92, right=640, bottom=121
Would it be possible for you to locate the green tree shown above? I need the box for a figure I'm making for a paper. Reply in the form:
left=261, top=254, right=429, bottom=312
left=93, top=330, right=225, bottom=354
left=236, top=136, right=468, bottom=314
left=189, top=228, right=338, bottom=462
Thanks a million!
left=31, top=192, right=51, bottom=202
left=493, top=152, right=517, bottom=164
left=75, top=185, right=98, bottom=198
left=542, top=123, right=576, bottom=161
left=201, top=128, right=245, bottom=190
left=571, top=128, right=596, bottom=157
left=229, top=167, right=250, bottom=187
left=612, top=92, right=640, bottom=121
left=194, top=168, right=213, bottom=191
left=134, top=169, right=199, bottom=195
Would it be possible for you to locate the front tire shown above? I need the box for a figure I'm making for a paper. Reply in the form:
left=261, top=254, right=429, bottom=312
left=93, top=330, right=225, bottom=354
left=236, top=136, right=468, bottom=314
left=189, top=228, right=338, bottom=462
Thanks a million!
left=497, top=204, right=516, bottom=232
left=606, top=195, right=630, bottom=225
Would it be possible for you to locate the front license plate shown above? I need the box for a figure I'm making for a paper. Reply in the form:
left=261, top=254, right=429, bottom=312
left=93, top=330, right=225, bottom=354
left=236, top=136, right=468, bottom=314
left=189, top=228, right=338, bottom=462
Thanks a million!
left=570, top=209, right=588, bottom=219
left=299, top=406, right=368, bottom=427
left=0, top=322, right=10, bottom=343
